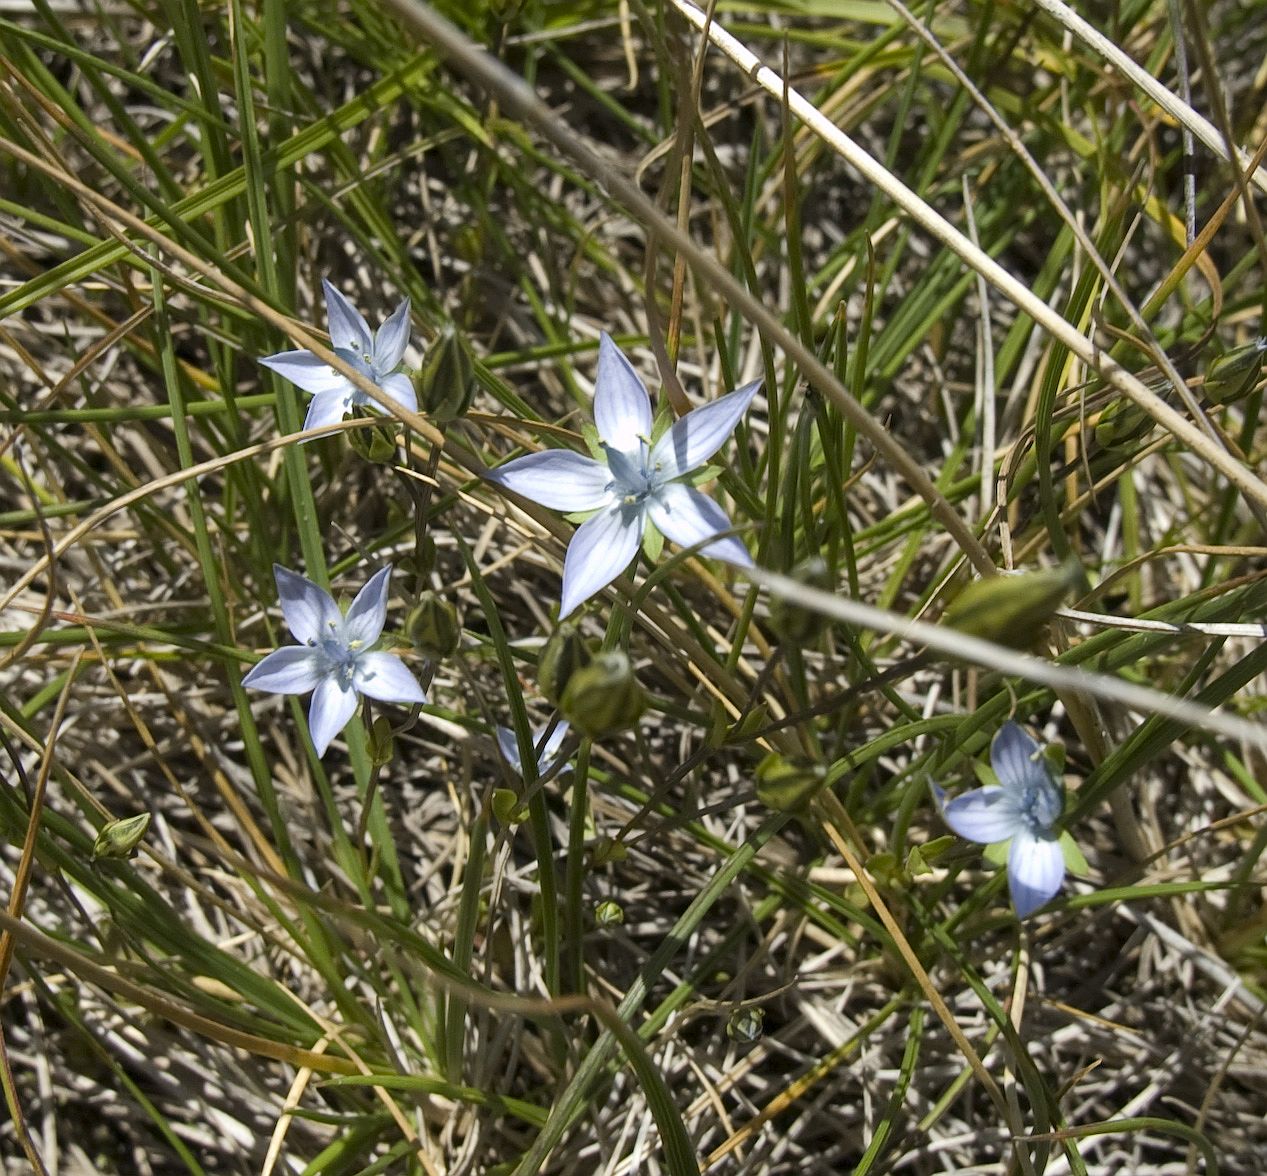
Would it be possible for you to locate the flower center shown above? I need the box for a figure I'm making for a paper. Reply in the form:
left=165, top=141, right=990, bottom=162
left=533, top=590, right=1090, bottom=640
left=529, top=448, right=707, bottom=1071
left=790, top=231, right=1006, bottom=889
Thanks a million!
left=604, top=438, right=662, bottom=505
left=312, top=627, right=362, bottom=690
left=1016, top=775, right=1062, bottom=835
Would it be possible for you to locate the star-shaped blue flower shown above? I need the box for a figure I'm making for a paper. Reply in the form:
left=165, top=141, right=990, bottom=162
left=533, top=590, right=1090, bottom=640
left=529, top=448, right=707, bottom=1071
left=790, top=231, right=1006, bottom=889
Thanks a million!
left=485, top=333, right=760, bottom=617
left=260, top=279, right=417, bottom=432
left=243, top=565, right=426, bottom=757
left=936, top=722, right=1067, bottom=918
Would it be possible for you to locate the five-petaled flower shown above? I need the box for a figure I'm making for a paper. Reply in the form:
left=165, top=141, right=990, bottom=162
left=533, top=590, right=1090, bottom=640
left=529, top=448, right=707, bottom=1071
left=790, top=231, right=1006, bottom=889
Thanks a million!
left=496, top=720, right=571, bottom=779
left=260, top=279, right=417, bottom=432
left=484, top=333, right=761, bottom=618
left=935, top=722, right=1067, bottom=918
left=243, top=565, right=426, bottom=757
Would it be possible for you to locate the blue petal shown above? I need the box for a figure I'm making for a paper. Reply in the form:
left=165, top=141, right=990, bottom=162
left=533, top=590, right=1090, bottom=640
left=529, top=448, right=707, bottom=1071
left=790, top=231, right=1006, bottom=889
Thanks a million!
left=242, top=646, right=324, bottom=694
left=496, top=726, right=524, bottom=774
left=486, top=450, right=614, bottom=512
left=308, top=678, right=360, bottom=757
left=941, top=785, right=1022, bottom=844
left=373, top=297, right=412, bottom=375
left=322, top=279, right=373, bottom=355
left=498, top=722, right=569, bottom=778
left=559, top=504, right=643, bottom=618
left=647, top=482, right=752, bottom=566
left=536, top=720, right=570, bottom=772
left=378, top=371, right=418, bottom=414
left=274, top=565, right=341, bottom=645
left=260, top=350, right=351, bottom=398
left=1008, top=830, right=1065, bottom=917
left=991, top=722, right=1045, bottom=793
left=333, top=347, right=376, bottom=406
left=343, top=567, right=392, bottom=647
left=650, top=378, right=761, bottom=479
left=593, top=333, right=652, bottom=449
left=303, top=390, right=354, bottom=432
left=351, top=651, right=427, bottom=705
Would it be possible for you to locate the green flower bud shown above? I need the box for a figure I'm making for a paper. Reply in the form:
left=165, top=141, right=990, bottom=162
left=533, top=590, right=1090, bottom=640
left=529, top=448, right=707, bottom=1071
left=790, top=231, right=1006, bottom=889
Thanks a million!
left=538, top=621, right=592, bottom=706
left=769, top=557, right=833, bottom=643
left=368, top=715, right=395, bottom=767
left=730, top=704, right=771, bottom=744
left=755, top=753, right=827, bottom=812
left=348, top=421, right=399, bottom=463
left=1203, top=338, right=1267, bottom=405
left=726, top=1008, right=764, bottom=1044
left=1093, top=396, right=1153, bottom=452
left=452, top=225, right=485, bottom=266
left=590, top=836, right=627, bottom=866
left=492, top=788, right=528, bottom=826
left=942, top=560, right=1081, bottom=650
left=487, top=0, right=523, bottom=22
left=594, top=900, right=624, bottom=927
left=92, top=813, right=151, bottom=860
left=405, top=591, right=462, bottom=659
left=560, top=651, right=646, bottom=737
left=415, top=324, right=478, bottom=423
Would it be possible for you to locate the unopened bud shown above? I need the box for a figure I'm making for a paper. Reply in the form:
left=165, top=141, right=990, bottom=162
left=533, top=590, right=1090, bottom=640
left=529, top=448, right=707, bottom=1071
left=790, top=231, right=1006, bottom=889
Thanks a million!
left=1204, top=338, right=1267, bottom=405
left=405, top=591, right=461, bottom=659
left=594, top=900, right=624, bottom=927
left=1093, top=396, right=1153, bottom=452
left=942, top=561, right=1081, bottom=650
left=492, top=788, right=528, bottom=826
left=755, top=753, right=827, bottom=812
left=368, top=715, right=395, bottom=766
left=560, top=651, right=646, bottom=737
left=92, top=813, right=151, bottom=860
left=590, top=836, right=627, bottom=866
left=726, top=1008, right=764, bottom=1044
left=538, top=621, right=592, bottom=706
left=769, top=557, right=833, bottom=644
left=416, top=324, right=478, bottom=423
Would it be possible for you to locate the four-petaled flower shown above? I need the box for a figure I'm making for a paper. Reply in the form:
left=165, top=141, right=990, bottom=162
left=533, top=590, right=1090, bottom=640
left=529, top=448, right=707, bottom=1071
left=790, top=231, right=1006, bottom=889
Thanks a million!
left=260, top=279, right=417, bottom=432
left=496, top=720, right=571, bottom=779
left=936, top=722, right=1067, bottom=918
left=484, top=333, right=761, bottom=618
left=243, top=565, right=426, bottom=757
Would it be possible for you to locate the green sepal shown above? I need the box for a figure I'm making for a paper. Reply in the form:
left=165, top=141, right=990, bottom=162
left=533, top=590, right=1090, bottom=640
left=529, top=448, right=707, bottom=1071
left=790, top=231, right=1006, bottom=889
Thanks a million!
left=684, top=462, right=723, bottom=487
left=642, top=521, right=664, bottom=562
left=755, top=753, right=827, bottom=812
left=983, top=840, right=1009, bottom=868
left=906, top=839, right=953, bottom=875
left=972, top=760, right=1001, bottom=789
left=1060, top=829, right=1088, bottom=876
left=867, top=851, right=898, bottom=881
left=912, top=835, right=956, bottom=864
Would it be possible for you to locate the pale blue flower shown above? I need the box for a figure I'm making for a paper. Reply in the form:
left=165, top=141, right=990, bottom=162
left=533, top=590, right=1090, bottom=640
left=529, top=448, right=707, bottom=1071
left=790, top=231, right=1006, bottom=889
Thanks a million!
left=496, top=720, right=571, bottom=778
left=243, top=565, right=426, bottom=757
left=260, top=279, right=417, bottom=432
left=485, top=333, right=761, bottom=618
left=936, top=722, right=1066, bottom=918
